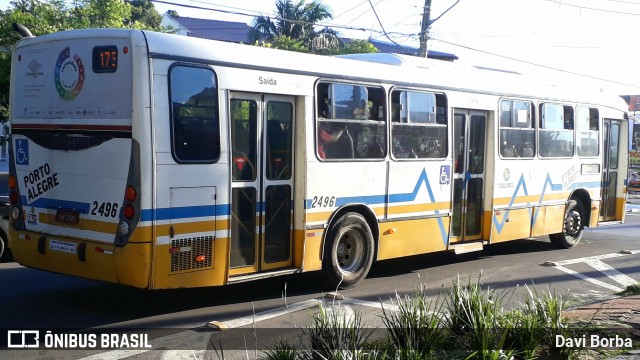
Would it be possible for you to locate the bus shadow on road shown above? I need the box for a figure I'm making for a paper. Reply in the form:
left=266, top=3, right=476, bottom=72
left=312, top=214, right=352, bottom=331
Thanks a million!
left=367, top=237, right=556, bottom=280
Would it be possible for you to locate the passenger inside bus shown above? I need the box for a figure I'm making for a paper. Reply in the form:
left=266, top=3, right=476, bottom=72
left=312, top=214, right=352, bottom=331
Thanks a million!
left=317, top=123, right=351, bottom=159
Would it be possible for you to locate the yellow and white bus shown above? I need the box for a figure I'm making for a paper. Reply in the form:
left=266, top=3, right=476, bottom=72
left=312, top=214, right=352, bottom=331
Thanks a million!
left=8, top=29, right=629, bottom=289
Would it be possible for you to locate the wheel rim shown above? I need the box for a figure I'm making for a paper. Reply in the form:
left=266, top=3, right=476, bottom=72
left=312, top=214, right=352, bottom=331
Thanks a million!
left=565, top=209, right=582, bottom=237
left=336, top=228, right=365, bottom=273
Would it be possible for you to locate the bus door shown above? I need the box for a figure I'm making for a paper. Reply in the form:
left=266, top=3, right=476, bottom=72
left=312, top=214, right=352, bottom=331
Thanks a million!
left=228, top=92, right=295, bottom=276
left=450, top=109, right=487, bottom=244
left=600, top=119, right=621, bottom=221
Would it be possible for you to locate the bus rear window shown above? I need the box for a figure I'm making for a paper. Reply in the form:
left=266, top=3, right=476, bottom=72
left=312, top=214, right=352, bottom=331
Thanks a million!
left=169, top=65, right=220, bottom=163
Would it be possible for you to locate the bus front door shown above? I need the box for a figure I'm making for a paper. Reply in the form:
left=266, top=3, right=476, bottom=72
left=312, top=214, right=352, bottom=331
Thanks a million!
left=600, top=119, right=621, bottom=221
left=228, top=92, right=295, bottom=277
left=450, top=109, right=487, bottom=244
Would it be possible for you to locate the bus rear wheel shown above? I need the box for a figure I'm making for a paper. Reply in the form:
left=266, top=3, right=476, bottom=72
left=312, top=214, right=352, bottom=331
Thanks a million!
left=322, top=212, right=374, bottom=289
left=549, top=199, right=584, bottom=249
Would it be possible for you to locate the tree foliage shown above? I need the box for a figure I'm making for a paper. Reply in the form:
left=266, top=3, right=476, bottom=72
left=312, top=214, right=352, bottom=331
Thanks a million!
left=337, top=39, right=379, bottom=55
left=251, top=0, right=379, bottom=55
left=250, top=0, right=341, bottom=53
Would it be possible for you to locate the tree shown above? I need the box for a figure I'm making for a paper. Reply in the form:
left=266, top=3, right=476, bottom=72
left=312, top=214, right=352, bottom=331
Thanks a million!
left=336, top=39, right=379, bottom=55
left=250, top=0, right=341, bottom=53
left=256, top=35, right=309, bottom=53
left=127, top=0, right=162, bottom=30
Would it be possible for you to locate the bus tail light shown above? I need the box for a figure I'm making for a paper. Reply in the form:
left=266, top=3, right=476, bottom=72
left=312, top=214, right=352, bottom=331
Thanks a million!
left=115, top=181, right=139, bottom=245
left=8, top=175, right=26, bottom=229
left=114, top=139, right=141, bottom=247
left=125, top=186, right=137, bottom=202
left=8, top=175, right=18, bottom=205
left=123, top=204, right=135, bottom=219
left=9, top=191, right=18, bottom=205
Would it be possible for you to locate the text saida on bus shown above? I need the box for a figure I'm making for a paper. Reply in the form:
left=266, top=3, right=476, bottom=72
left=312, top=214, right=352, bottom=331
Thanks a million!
left=7, top=28, right=629, bottom=289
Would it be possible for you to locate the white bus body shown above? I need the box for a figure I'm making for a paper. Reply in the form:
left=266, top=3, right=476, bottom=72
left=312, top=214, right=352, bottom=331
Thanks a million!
left=8, top=29, right=628, bottom=289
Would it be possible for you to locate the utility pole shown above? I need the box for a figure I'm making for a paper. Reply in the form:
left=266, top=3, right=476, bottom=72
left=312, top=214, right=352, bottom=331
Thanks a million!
left=418, top=0, right=432, bottom=57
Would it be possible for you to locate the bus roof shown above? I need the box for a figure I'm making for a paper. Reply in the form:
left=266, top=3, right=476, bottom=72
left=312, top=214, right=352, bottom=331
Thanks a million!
left=15, top=28, right=628, bottom=112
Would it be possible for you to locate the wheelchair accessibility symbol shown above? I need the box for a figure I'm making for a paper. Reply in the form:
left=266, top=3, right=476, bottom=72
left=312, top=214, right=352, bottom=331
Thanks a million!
left=439, top=165, right=451, bottom=184
left=16, top=139, right=29, bottom=165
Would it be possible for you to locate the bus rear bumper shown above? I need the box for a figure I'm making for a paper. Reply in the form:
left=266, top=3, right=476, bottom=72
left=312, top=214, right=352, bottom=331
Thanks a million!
left=10, top=229, right=151, bottom=289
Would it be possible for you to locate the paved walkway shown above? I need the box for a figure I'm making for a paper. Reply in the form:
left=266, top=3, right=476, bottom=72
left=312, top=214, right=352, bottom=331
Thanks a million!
left=564, top=295, right=640, bottom=358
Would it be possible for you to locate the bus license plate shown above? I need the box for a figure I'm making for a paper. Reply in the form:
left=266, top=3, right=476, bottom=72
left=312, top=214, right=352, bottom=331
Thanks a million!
left=55, top=209, right=80, bottom=224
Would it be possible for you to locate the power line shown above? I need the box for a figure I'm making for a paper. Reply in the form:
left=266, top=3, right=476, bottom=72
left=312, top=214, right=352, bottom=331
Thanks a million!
left=545, top=0, right=640, bottom=15
left=152, top=0, right=637, bottom=88
left=367, top=0, right=416, bottom=52
left=431, top=35, right=640, bottom=89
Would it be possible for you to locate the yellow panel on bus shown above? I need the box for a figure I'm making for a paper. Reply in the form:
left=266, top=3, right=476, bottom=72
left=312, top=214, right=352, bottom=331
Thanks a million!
left=491, top=208, right=531, bottom=243
left=530, top=204, right=564, bottom=237
left=377, top=217, right=449, bottom=260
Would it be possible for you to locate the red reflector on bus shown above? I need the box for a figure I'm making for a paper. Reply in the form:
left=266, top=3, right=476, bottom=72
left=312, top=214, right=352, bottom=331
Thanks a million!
left=125, top=186, right=137, bottom=202
left=9, top=191, right=18, bottom=204
left=8, top=175, right=17, bottom=189
left=96, top=247, right=104, bottom=253
left=123, top=204, right=135, bottom=219
left=195, top=255, right=206, bottom=262
left=169, top=247, right=179, bottom=254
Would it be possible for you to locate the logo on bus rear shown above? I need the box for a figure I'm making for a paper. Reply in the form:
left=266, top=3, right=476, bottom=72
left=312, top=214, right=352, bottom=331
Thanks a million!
left=55, top=47, right=85, bottom=100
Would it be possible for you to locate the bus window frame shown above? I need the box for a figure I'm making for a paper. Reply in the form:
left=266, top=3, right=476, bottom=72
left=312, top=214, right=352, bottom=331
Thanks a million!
left=315, top=80, right=387, bottom=161
left=498, top=98, right=535, bottom=159
left=576, top=106, right=600, bottom=158
left=538, top=102, right=575, bottom=158
left=168, top=63, right=221, bottom=164
left=390, top=88, right=448, bottom=161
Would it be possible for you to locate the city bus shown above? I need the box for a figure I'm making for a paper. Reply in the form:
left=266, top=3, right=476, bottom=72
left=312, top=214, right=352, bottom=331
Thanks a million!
left=7, top=28, right=629, bottom=289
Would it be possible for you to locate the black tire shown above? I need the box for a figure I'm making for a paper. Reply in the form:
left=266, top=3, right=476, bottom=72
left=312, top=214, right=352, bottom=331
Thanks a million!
left=549, top=199, right=584, bottom=249
left=322, top=212, right=375, bottom=289
left=0, top=230, right=9, bottom=262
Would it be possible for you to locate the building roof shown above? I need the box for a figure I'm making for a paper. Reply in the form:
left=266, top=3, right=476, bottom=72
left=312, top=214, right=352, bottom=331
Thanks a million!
left=161, top=13, right=458, bottom=60
left=361, top=38, right=458, bottom=61
left=164, top=15, right=254, bottom=44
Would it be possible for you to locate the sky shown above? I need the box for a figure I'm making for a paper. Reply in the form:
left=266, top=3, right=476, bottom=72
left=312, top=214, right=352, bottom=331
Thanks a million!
left=1, top=0, right=639, bottom=95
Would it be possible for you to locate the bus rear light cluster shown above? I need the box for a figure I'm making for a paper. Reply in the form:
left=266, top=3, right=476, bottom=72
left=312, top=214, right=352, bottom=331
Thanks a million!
left=117, top=185, right=138, bottom=238
left=8, top=174, right=25, bottom=228
left=8, top=175, right=18, bottom=205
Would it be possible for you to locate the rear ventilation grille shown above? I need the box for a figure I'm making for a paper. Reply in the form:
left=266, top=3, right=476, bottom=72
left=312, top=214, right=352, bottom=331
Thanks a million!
left=29, top=133, right=115, bottom=151
left=170, top=236, right=214, bottom=273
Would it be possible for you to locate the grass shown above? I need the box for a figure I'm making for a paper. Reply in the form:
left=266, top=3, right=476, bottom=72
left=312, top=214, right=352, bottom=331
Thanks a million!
left=209, top=276, right=640, bottom=360
left=256, top=276, right=576, bottom=360
left=616, top=283, right=640, bottom=297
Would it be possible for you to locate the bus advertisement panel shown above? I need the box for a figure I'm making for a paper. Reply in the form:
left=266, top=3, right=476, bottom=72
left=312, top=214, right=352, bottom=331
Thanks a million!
left=629, top=122, right=640, bottom=195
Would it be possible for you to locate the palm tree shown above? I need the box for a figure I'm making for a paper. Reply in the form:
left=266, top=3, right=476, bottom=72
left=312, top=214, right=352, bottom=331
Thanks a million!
left=249, top=0, right=341, bottom=53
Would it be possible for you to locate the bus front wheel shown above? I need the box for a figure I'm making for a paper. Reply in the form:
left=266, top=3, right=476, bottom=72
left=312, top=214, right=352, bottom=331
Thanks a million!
left=549, top=199, right=584, bottom=249
left=322, top=212, right=374, bottom=289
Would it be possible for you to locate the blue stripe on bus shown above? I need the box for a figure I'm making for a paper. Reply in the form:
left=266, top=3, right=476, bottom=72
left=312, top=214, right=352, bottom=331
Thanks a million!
left=140, top=204, right=230, bottom=222
left=495, top=174, right=603, bottom=234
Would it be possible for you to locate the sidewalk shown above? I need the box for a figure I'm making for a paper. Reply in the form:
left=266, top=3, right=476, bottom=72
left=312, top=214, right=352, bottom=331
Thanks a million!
left=563, top=295, right=640, bottom=358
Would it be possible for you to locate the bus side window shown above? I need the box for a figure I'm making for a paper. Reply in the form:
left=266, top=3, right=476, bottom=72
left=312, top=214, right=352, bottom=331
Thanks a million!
left=540, top=103, right=574, bottom=158
left=499, top=99, right=535, bottom=158
left=315, top=81, right=386, bottom=160
left=391, top=89, right=447, bottom=159
left=577, top=106, right=599, bottom=157
left=169, top=65, right=220, bottom=163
